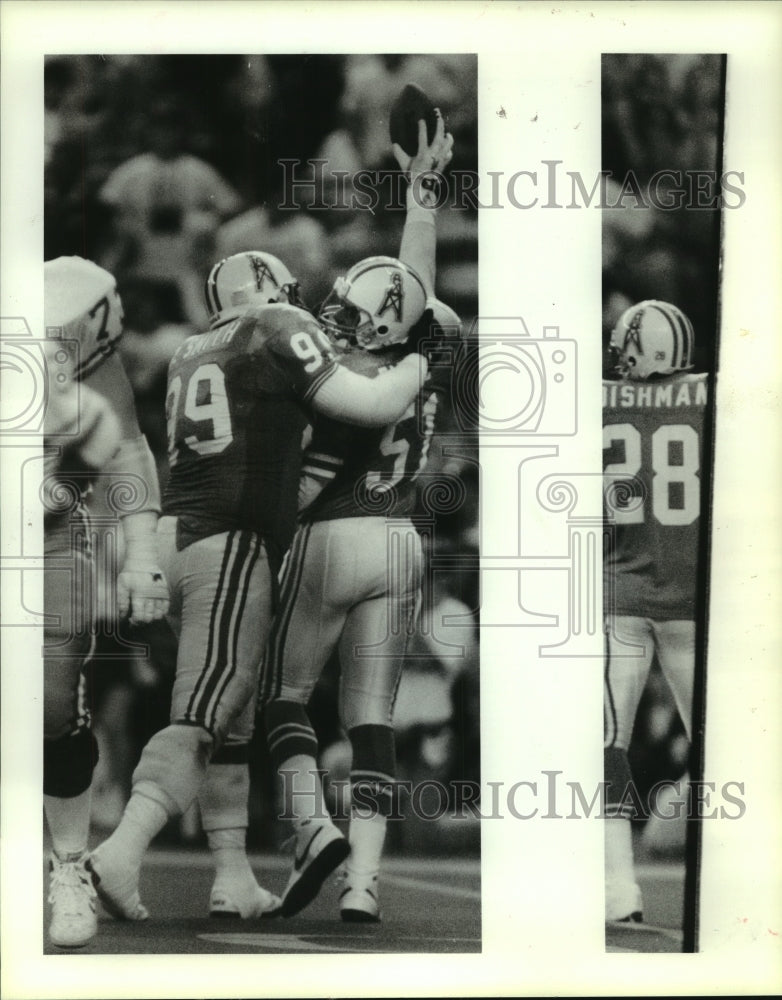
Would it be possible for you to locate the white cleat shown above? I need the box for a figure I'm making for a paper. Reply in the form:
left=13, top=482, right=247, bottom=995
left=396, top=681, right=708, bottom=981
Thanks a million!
left=279, top=820, right=350, bottom=918
left=209, top=876, right=282, bottom=919
left=605, top=878, right=643, bottom=923
left=87, top=846, right=149, bottom=921
left=48, top=851, right=98, bottom=948
left=338, top=867, right=381, bottom=923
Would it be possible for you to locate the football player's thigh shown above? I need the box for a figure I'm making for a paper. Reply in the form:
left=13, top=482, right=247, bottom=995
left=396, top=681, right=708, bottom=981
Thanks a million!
left=653, top=619, right=695, bottom=740
left=338, top=520, right=422, bottom=729
left=604, top=615, right=655, bottom=751
left=172, top=530, right=272, bottom=737
left=264, top=521, right=348, bottom=704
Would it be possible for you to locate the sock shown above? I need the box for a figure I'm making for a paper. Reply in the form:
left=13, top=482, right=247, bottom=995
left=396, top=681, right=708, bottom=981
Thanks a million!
left=97, top=790, right=169, bottom=874
left=44, top=788, right=92, bottom=859
left=279, top=754, right=330, bottom=829
left=200, top=759, right=254, bottom=880
left=604, top=816, right=635, bottom=886
left=207, top=827, right=254, bottom=879
left=348, top=810, right=386, bottom=875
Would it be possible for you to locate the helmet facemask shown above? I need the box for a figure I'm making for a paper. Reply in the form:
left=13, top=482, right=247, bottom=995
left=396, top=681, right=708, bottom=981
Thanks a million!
left=318, top=258, right=427, bottom=351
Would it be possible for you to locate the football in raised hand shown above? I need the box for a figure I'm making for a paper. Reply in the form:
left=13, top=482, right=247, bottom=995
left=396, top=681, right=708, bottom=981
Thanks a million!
left=389, top=83, right=439, bottom=157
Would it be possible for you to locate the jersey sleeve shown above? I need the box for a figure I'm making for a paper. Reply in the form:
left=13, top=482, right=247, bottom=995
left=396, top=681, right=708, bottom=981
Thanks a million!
left=267, top=315, right=339, bottom=402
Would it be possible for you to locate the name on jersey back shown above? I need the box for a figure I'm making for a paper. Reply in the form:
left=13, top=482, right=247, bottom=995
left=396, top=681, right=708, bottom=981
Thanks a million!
left=176, top=322, right=239, bottom=362
left=603, top=377, right=708, bottom=410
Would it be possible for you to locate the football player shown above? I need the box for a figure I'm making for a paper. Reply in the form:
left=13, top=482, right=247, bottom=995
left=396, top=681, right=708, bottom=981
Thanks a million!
left=258, top=268, right=459, bottom=920
left=86, top=248, right=433, bottom=921
left=602, top=300, right=706, bottom=922
left=43, top=257, right=169, bottom=948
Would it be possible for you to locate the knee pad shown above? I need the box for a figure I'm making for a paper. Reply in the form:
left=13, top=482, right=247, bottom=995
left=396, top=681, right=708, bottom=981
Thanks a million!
left=132, top=723, right=213, bottom=817
left=263, top=699, right=318, bottom=771
left=604, top=746, right=638, bottom=819
left=43, top=728, right=98, bottom=798
left=199, top=752, right=251, bottom=833
left=349, top=724, right=396, bottom=818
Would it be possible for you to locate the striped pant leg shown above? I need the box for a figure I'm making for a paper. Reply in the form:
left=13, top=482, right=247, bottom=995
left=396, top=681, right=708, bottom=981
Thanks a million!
left=167, top=527, right=272, bottom=744
left=259, top=522, right=345, bottom=707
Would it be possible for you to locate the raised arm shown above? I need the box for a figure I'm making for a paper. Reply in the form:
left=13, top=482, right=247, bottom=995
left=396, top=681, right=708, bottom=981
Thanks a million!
left=394, top=111, right=454, bottom=298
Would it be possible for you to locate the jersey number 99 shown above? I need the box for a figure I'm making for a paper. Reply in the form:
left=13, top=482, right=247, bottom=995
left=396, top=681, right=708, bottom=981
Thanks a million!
left=166, top=362, right=233, bottom=467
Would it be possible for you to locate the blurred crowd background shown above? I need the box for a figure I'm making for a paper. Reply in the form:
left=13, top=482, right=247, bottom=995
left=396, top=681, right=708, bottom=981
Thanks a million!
left=602, top=53, right=724, bottom=375
left=602, top=53, right=725, bottom=857
left=45, top=53, right=479, bottom=851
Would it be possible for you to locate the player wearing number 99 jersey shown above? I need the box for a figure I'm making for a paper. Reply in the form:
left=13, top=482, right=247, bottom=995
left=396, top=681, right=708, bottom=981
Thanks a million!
left=602, top=300, right=707, bottom=923
left=259, top=288, right=458, bottom=923
left=89, top=251, right=430, bottom=923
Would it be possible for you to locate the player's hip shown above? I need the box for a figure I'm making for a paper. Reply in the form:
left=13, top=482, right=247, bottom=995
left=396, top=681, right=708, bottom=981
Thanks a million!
left=158, top=516, right=271, bottom=599
left=280, top=516, right=423, bottom=603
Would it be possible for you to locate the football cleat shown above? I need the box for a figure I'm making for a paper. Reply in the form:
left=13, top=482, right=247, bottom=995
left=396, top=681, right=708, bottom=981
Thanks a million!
left=319, top=256, right=427, bottom=350
left=86, top=848, right=149, bottom=921
left=338, top=867, right=381, bottom=923
left=279, top=819, right=350, bottom=918
left=205, top=250, right=302, bottom=327
left=605, top=878, right=644, bottom=924
left=609, top=300, right=695, bottom=380
left=47, top=851, right=98, bottom=948
left=209, top=875, right=282, bottom=919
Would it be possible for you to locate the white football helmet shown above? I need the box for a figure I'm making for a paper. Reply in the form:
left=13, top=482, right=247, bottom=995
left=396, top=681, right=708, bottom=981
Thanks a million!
left=430, top=299, right=461, bottom=334
left=204, top=251, right=301, bottom=327
left=609, top=300, right=695, bottom=380
left=319, top=256, right=427, bottom=350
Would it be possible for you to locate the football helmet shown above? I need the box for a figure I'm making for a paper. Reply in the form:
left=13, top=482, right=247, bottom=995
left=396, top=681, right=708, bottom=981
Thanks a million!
left=44, top=256, right=124, bottom=345
left=609, top=300, right=695, bottom=380
left=430, top=299, right=461, bottom=334
left=204, top=251, right=302, bottom=327
left=319, top=256, right=427, bottom=350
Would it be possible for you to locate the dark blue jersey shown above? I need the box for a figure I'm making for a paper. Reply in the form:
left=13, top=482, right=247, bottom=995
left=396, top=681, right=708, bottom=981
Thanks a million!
left=300, top=344, right=443, bottom=522
left=163, top=303, right=337, bottom=560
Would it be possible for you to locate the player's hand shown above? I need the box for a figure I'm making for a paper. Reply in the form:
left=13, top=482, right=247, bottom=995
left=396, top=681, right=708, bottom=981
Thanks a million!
left=392, top=108, right=454, bottom=179
left=117, top=563, right=169, bottom=624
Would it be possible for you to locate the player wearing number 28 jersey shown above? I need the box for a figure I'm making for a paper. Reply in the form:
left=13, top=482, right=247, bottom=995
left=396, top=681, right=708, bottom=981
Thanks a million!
left=602, top=299, right=707, bottom=924
left=89, top=251, right=429, bottom=923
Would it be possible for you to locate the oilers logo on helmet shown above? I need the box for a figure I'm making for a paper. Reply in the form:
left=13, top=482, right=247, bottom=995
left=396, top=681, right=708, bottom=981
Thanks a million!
left=319, top=256, right=427, bottom=350
left=376, top=272, right=404, bottom=324
left=204, top=251, right=301, bottom=327
left=610, top=300, right=694, bottom=380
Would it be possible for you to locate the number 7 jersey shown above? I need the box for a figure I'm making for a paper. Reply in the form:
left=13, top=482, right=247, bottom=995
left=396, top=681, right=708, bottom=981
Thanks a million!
left=603, top=371, right=708, bottom=621
left=163, top=303, right=337, bottom=559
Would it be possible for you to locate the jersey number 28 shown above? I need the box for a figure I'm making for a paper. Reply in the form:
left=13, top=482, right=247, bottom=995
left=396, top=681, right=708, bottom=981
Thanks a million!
left=603, top=422, right=700, bottom=527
